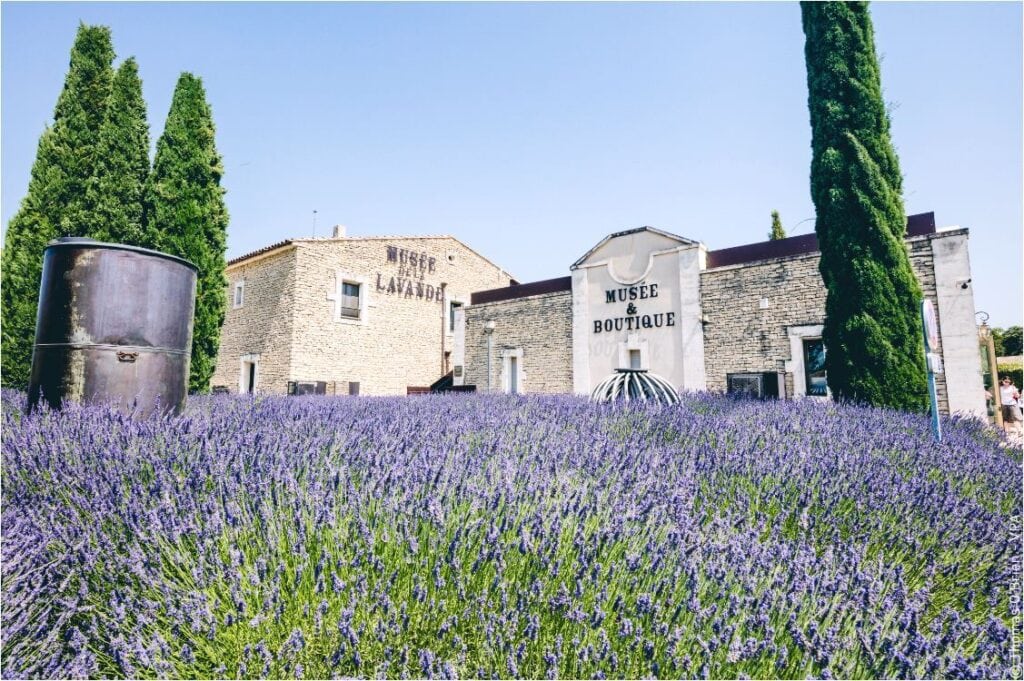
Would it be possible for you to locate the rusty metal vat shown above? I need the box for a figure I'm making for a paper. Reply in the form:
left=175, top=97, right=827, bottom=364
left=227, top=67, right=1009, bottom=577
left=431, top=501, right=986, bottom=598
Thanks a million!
left=27, top=238, right=197, bottom=416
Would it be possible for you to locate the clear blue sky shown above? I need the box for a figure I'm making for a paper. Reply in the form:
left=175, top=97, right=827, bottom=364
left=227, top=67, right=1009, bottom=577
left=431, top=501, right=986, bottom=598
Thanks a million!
left=3, top=2, right=1021, bottom=327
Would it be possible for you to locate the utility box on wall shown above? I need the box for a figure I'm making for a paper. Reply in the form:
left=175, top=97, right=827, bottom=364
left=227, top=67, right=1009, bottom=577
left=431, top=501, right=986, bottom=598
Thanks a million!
left=287, top=381, right=328, bottom=395
left=726, top=372, right=786, bottom=399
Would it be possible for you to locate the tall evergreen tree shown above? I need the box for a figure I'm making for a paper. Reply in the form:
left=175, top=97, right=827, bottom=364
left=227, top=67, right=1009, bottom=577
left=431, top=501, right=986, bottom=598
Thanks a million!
left=801, top=1, right=928, bottom=412
left=769, top=210, right=786, bottom=240
left=81, top=57, right=153, bottom=247
left=148, top=73, right=228, bottom=393
left=1, top=24, right=114, bottom=389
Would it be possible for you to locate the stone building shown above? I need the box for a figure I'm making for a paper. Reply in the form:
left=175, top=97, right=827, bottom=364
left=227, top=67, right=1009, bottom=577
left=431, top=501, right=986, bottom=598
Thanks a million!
left=453, top=212, right=986, bottom=416
left=212, top=226, right=514, bottom=395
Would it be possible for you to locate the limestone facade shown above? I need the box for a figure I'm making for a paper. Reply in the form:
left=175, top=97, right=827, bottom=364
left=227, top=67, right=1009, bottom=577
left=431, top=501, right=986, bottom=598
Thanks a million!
left=213, top=247, right=298, bottom=394
left=699, top=233, right=952, bottom=413
left=211, top=234, right=513, bottom=395
left=457, top=214, right=985, bottom=416
left=459, top=290, right=574, bottom=394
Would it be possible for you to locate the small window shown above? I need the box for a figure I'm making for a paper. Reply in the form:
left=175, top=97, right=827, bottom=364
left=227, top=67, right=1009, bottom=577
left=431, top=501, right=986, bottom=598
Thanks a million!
left=341, top=282, right=361, bottom=319
left=509, top=355, right=519, bottom=394
left=803, top=339, right=827, bottom=396
left=449, top=300, right=463, bottom=332
left=233, top=281, right=245, bottom=309
left=629, top=349, right=642, bottom=370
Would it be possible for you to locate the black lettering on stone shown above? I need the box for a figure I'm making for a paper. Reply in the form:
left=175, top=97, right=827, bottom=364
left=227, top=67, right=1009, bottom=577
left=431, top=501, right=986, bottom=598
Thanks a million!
left=416, top=282, right=424, bottom=299
left=629, top=286, right=638, bottom=301
left=387, top=246, right=397, bottom=262
left=653, top=313, right=664, bottom=327
left=650, top=283, right=658, bottom=298
left=666, top=312, right=675, bottom=327
left=641, top=315, right=652, bottom=329
left=376, top=273, right=386, bottom=291
left=388, top=277, right=397, bottom=294
left=594, top=321, right=602, bottom=334
left=604, top=320, right=613, bottom=332
left=606, top=290, right=616, bottom=304
left=428, top=257, right=436, bottom=273
left=426, top=284, right=434, bottom=301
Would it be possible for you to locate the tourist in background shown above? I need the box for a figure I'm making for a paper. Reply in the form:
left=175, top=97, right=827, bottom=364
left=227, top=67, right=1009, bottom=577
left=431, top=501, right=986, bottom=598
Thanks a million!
left=998, top=376, right=1021, bottom=434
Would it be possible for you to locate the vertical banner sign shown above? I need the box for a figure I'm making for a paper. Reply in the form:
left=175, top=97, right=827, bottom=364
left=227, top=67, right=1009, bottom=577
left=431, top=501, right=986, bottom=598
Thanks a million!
left=921, top=299, right=942, bottom=441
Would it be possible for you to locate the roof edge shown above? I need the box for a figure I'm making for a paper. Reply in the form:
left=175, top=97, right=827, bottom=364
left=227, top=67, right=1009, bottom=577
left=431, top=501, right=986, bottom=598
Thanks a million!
left=471, top=276, right=572, bottom=305
left=705, top=212, right=938, bottom=269
left=227, top=240, right=295, bottom=267
left=572, top=226, right=699, bottom=270
left=226, top=234, right=515, bottom=280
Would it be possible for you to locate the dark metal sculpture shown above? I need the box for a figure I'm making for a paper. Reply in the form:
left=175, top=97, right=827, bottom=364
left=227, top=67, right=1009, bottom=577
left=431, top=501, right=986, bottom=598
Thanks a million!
left=27, top=238, right=197, bottom=416
left=591, top=368, right=680, bottom=405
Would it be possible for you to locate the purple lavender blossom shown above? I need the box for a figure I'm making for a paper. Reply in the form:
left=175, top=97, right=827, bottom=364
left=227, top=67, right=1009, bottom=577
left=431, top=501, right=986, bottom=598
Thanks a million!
left=0, top=390, right=1019, bottom=679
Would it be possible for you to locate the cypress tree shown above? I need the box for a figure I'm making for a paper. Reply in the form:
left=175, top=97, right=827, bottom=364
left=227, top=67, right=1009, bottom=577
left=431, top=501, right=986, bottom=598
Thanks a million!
left=148, top=73, right=228, bottom=393
left=1, top=24, right=114, bottom=389
left=769, top=210, right=786, bottom=240
left=801, top=1, right=928, bottom=412
left=81, top=57, right=153, bottom=247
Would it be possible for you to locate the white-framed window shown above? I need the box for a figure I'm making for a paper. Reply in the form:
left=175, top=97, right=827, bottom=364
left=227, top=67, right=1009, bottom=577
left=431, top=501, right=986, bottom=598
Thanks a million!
left=785, top=324, right=830, bottom=398
left=328, top=271, right=368, bottom=324
left=617, top=337, right=649, bottom=371
left=341, top=282, right=361, bottom=319
left=449, top=300, right=464, bottom=332
left=239, top=353, right=260, bottom=394
left=802, top=338, right=828, bottom=397
left=501, top=347, right=524, bottom=394
left=233, top=281, right=245, bottom=309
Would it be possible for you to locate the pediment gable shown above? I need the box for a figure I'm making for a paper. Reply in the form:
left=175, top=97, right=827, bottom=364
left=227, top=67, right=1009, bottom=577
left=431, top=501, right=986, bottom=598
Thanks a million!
left=571, top=227, right=699, bottom=282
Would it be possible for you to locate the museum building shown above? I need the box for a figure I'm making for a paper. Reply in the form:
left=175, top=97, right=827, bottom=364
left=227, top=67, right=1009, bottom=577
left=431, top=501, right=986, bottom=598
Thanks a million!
left=452, top=212, right=986, bottom=416
left=211, top=225, right=515, bottom=395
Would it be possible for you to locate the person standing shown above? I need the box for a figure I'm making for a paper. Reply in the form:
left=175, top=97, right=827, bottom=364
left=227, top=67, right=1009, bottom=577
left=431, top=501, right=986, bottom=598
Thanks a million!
left=998, top=376, right=1021, bottom=434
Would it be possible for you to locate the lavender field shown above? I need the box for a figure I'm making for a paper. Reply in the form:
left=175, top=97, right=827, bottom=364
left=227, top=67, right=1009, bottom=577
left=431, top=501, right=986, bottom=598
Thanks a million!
left=2, top=391, right=1021, bottom=679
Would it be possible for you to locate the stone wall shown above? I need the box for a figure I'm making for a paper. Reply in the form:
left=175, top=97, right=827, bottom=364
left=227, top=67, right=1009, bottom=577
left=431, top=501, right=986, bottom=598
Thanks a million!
left=287, top=236, right=511, bottom=395
left=699, top=233, right=951, bottom=412
left=213, top=236, right=512, bottom=395
left=217, top=229, right=970, bottom=411
left=463, top=291, right=573, bottom=394
left=908, top=235, right=949, bottom=413
left=212, top=246, right=298, bottom=392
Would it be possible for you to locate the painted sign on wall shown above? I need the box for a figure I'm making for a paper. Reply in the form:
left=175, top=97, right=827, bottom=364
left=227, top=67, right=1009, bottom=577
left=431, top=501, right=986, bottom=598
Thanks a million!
left=593, top=282, right=676, bottom=333
left=375, top=245, right=446, bottom=303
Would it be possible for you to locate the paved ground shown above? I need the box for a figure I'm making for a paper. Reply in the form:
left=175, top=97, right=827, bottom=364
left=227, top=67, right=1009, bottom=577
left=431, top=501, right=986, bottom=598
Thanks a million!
left=999, top=427, right=1023, bottom=452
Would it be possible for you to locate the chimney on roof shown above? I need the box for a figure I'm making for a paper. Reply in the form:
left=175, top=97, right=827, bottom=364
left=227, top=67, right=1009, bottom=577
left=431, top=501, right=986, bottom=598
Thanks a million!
left=332, top=224, right=346, bottom=238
